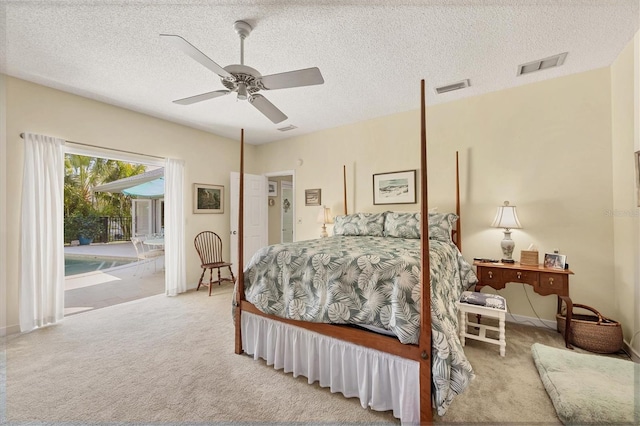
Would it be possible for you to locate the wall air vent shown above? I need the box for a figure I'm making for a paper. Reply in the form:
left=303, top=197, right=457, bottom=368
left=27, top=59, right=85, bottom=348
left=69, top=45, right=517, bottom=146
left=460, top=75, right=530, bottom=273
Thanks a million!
left=435, top=79, right=470, bottom=94
left=518, top=52, right=568, bottom=76
left=277, top=125, right=298, bottom=132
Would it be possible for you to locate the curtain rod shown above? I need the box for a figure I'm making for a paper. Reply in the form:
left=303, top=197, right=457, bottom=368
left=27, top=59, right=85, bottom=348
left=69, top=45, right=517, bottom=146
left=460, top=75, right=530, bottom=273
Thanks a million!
left=19, top=133, right=165, bottom=160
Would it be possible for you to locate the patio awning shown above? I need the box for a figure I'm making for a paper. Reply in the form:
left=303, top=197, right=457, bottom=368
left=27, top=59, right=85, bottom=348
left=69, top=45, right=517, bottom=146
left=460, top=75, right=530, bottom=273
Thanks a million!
left=122, top=177, right=164, bottom=198
left=93, top=168, right=164, bottom=194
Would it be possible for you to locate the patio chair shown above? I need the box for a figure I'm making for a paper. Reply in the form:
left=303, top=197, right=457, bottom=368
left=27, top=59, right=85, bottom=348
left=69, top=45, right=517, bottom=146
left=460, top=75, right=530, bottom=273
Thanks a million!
left=194, top=231, right=235, bottom=296
left=131, top=236, right=164, bottom=275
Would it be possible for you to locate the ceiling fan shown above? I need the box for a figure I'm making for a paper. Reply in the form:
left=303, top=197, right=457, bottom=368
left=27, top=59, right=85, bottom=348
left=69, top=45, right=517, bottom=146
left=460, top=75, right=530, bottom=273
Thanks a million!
left=160, top=20, right=324, bottom=124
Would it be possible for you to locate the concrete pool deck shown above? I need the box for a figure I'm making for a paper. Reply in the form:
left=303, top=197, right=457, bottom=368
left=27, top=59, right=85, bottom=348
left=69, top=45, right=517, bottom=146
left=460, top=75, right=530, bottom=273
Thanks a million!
left=64, top=242, right=164, bottom=316
left=64, top=241, right=138, bottom=258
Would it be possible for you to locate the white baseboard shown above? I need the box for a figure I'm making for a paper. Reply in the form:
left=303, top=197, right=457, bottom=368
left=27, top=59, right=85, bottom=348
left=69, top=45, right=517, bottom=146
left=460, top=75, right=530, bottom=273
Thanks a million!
left=0, top=324, right=20, bottom=337
left=623, top=341, right=640, bottom=362
left=505, top=312, right=557, bottom=329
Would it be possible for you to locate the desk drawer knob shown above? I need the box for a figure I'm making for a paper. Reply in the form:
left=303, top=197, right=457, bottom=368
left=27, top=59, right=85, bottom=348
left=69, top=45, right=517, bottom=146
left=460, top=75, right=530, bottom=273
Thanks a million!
left=517, top=272, right=522, bottom=279
left=488, top=271, right=493, bottom=279
left=548, top=277, right=554, bottom=286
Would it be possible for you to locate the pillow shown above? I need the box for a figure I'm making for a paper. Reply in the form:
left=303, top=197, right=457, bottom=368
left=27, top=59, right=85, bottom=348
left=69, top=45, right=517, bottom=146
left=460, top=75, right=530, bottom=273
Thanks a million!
left=333, top=212, right=385, bottom=237
left=383, top=211, right=457, bottom=241
left=384, top=212, right=421, bottom=239
left=428, top=212, right=458, bottom=242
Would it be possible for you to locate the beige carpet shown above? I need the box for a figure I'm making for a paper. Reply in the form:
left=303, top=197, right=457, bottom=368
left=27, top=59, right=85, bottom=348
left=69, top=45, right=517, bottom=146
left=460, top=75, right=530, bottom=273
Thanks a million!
left=3, top=284, right=592, bottom=424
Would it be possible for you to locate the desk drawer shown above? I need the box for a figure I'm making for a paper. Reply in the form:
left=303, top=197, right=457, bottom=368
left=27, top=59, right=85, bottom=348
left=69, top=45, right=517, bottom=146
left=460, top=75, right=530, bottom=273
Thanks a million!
left=480, top=267, right=502, bottom=285
left=503, top=269, right=537, bottom=286
left=537, top=273, right=568, bottom=296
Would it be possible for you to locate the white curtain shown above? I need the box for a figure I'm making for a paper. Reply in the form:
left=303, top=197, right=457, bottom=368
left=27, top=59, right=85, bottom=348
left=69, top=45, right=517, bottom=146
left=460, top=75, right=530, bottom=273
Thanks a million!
left=164, top=158, right=187, bottom=296
left=19, top=133, right=65, bottom=332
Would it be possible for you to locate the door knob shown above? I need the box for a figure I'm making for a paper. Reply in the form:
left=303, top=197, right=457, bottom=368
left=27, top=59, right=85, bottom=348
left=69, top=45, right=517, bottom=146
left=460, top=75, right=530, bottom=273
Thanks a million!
left=232, top=231, right=237, bottom=235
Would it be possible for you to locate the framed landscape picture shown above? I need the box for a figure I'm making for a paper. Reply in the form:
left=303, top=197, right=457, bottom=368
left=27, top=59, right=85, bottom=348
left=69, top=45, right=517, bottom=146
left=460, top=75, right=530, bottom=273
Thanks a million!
left=305, top=188, right=321, bottom=206
left=373, top=170, right=417, bottom=205
left=193, top=183, right=223, bottom=214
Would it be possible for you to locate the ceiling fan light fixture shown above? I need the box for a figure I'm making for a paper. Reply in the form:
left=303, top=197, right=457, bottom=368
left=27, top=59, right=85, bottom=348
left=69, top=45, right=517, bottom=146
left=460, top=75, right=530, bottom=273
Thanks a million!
left=237, top=83, right=248, bottom=100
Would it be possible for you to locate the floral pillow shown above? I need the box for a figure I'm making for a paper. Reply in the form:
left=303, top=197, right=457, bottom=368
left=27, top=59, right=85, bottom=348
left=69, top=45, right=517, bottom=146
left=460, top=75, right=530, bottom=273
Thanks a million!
left=333, top=213, right=385, bottom=237
left=383, top=211, right=458, bottom=241
left=384, top=212, right=421, bottom=239
left=428, top=212, right=458, bottom=242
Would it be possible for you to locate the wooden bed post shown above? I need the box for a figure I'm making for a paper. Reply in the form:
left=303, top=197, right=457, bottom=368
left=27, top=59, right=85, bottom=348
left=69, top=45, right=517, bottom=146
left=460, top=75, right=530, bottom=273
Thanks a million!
left=419, top=80, right=433, bottom=422
left=234, top=129, right=245, bottom=355
left=343, top=165, right=347, bottom=215
left=455, top=151, right=461, bottom=253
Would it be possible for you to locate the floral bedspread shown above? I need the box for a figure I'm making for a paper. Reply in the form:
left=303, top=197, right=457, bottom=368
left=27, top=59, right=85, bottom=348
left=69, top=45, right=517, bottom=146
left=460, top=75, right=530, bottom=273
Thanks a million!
left=242, top=235, right=478, bottom=415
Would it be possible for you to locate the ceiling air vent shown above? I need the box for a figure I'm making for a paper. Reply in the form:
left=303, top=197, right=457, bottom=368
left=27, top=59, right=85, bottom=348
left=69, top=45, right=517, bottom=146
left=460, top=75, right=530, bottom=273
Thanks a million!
left=518, top=52, right=568, bottom=76
left=277, top=125, right=298, bottom=132
left=435, top=79, right=470, bottom=94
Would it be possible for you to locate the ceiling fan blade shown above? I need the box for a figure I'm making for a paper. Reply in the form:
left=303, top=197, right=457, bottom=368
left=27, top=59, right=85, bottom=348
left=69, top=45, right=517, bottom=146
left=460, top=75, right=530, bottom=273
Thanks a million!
left=260, top=67, right=324, bottom=90
left=160, top=34, right=234, bottom=80
left=249, top=94, right=288, bottom=124
left=173, top=90, right=230, bottom=105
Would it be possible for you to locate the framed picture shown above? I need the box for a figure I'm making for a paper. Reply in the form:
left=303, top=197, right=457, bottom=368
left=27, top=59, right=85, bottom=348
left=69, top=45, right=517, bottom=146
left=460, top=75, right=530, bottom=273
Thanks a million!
left=268, top=180, right=278, bottom=197
left=193, top=183, right=224, bottom=214
left=372, top=170, right=417, bottom=205
left=543, top=253, right=566, bottom=270
left=305, top=188, right=321, bottom=206
left=635, top=151, right=640, bottom=207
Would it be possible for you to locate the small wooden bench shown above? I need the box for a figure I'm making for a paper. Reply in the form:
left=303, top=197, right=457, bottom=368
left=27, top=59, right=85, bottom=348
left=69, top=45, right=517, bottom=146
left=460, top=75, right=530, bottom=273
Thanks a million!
left=457, top=291, right=507, bottom=357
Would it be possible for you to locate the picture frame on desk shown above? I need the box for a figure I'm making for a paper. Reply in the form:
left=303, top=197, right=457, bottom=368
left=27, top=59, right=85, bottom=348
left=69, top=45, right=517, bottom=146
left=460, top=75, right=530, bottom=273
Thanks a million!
left=543, top=253, right=566, bottom=270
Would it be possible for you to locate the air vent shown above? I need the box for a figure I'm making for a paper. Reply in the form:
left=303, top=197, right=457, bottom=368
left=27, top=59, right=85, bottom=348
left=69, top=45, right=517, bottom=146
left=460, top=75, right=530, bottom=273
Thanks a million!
left=277, top=125, right=298, bottom=132
left=518, top=52, right=568, bottom=76
left=435, top=79, right=470, bottom=94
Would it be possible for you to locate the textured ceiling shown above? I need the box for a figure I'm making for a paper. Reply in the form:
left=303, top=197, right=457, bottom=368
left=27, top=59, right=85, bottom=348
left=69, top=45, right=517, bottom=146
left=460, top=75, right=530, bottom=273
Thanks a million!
left=2, top=1, right=639, bottom=145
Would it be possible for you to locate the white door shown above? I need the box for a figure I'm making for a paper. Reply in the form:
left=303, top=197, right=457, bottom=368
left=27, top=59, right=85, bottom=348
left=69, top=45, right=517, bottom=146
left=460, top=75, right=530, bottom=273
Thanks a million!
left=230, top=172, right=268, bottom=277
left=281, top=181, right=294, bottom=243
left=132, top=199, right=153, bottom=236
left=154, top=198, right=165, bottom=235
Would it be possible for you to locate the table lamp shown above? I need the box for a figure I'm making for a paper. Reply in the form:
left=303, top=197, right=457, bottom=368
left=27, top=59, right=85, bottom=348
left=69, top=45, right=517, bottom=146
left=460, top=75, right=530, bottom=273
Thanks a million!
left=491, top=201, right=522, bottom=263
left=317, top=206, right=332, bottom=238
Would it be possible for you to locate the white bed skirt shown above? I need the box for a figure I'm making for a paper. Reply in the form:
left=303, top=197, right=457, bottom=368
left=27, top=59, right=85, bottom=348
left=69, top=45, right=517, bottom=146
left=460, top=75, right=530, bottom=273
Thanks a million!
left=241, top=312, right=420, bottom=424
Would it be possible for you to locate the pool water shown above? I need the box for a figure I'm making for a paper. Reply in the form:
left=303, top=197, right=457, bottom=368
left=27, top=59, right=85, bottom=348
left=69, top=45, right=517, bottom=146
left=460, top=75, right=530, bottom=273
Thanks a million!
left=65, top=255, right=137, bottom=276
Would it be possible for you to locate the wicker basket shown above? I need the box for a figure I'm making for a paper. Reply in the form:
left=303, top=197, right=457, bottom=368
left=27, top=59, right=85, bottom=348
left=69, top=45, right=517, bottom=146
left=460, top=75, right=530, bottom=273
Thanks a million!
left=556, top=296, right=623, bottom=354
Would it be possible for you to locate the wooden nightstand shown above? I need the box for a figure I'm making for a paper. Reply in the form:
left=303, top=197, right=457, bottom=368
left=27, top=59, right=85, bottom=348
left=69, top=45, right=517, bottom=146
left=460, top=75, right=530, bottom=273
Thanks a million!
left=473, top=261, right=574, bottom=315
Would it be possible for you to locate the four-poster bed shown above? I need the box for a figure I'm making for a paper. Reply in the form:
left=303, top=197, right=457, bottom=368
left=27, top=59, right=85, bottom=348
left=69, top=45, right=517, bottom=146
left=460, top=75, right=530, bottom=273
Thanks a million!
left=234, top=81, right=475, bottom=423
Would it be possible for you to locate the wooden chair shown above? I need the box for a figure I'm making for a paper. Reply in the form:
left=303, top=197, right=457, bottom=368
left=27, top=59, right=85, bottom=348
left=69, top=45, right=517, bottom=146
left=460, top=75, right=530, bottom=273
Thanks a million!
left=194, top=231, right=235, bottom=296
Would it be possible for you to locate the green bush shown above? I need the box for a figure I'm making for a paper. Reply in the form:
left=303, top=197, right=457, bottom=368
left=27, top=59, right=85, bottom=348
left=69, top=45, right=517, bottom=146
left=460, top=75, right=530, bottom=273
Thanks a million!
left=64, top=212, right=103, bottom=242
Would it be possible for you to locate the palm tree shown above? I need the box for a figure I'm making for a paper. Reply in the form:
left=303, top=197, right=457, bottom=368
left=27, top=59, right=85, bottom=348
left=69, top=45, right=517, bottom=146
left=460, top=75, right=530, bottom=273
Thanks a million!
left=64, top=155, right=148, bottom=243
left=64, top=154, right=146, bottom=217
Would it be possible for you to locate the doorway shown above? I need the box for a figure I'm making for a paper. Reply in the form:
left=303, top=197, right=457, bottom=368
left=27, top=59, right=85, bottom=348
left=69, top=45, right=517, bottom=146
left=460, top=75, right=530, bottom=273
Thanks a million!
left=265, top=172, right=295, bottom=245
left=63, top=150, right=166, bottom=316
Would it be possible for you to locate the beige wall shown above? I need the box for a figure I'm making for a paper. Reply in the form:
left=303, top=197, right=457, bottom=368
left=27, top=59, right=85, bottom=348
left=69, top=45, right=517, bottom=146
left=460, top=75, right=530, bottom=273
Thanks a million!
left=2, top=76, right=256, bottom=333
left=611, top=34, right=640, bottom=355
left=3, top=50, right=638, bottom=346
left=1, top=75, right=8, bottom=335
left=256, top=68, right=617, bottom=325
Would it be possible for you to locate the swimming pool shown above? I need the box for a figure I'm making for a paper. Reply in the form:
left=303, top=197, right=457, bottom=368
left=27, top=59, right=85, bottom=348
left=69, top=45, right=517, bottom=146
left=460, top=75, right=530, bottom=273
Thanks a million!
left=65, top=255, right=137, bottom=276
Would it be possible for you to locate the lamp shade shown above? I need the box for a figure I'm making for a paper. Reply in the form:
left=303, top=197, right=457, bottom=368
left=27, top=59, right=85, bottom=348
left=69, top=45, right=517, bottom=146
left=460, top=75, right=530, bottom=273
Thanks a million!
left=491, top=201, right=522, bottom=229
left=317, top=206, right=332, bottom=224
